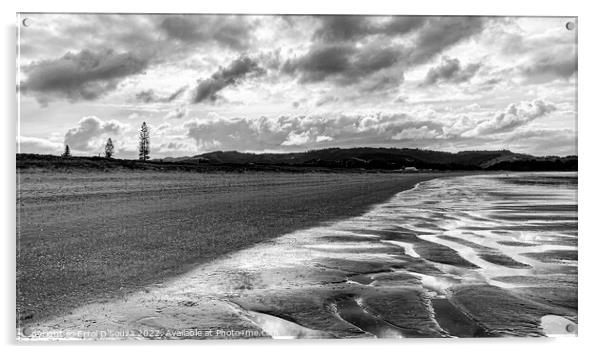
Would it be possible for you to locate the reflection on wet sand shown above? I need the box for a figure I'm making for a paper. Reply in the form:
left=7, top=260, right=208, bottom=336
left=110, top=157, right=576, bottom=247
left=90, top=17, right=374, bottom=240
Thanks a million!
left=23, top=172, right=577, bottom=339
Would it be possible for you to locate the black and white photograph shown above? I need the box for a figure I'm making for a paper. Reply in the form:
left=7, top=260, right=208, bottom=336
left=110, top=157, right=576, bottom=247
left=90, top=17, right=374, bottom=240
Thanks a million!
left=15, top=11, right=579, bottom=341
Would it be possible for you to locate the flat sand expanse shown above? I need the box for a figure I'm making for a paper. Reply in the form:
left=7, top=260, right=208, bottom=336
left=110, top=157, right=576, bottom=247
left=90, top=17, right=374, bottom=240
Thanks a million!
left=17, top=171, right=453, bottom=325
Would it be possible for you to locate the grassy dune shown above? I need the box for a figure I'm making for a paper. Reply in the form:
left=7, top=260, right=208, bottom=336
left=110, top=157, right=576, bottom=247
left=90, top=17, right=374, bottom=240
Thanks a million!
left=17, top=170, right=453, bottom=324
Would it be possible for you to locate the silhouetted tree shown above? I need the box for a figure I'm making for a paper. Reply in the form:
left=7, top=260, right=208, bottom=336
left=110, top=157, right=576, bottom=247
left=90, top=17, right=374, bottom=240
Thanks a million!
left=105, top=138, right=114, bottom=158
left=62, top=145, right=71, bottom=157
left=138, top=122, right=150, bottom=161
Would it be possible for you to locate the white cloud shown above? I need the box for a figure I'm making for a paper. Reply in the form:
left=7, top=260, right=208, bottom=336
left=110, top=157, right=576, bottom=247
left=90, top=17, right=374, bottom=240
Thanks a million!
left=17, top=136, right=63, bottom=154
left=282, top=131, right=311, bottom=146
left=316, top=135, right=333, bottom=143
left=392, top=126, right=441, bottom=140
left=463, top=99, right=556, bottom=137
left=64, top=116, right=128, bottom=152
left=17, top=15, right=577, bottom=157
left=164, top=106, right=188, bottom=120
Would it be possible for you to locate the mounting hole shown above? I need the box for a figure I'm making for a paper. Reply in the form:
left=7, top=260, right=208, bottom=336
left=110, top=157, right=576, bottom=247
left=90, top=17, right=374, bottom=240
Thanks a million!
left=22, top=18, right=31, bottom=27
left=566, top=21, right=575, bottom=31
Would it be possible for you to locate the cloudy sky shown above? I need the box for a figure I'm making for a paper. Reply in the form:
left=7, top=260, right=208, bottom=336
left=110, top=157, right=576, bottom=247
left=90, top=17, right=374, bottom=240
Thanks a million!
left=17, top=14, right=577, bottom=158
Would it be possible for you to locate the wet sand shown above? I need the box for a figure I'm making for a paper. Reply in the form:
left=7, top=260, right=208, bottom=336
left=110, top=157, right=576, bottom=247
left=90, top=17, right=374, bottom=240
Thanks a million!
left=17, top=171, right=454, bottom=325
left=19, top=173, right=578, bottom=340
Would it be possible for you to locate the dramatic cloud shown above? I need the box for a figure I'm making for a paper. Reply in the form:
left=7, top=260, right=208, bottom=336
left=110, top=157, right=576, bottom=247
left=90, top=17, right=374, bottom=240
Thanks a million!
left=20, top=49, right=148, bottom=104
left=17, top=15, right=577, bottom=157
left=135, top=86, right=188, bottom=103
left=184, top=116, right=288, bottom=150
left=160, top=15, right=256, bottom=50
left=313, top=16, right=426, bottom=42
left=464, top=100, right=556, bottom=136
left=181, top=98, right=559, bottom=152
left=64, top=116, right=127, bottom=151
left=183, top=113, right=447, bottom=151
left=497, top=26, right=577, bottom=84
left=521, top=54, right=577, bottom=83
left=284, top=16, right=485, bottom=92
left=192, top=56, right=266, bottom=103
left=408, top=17, right=485, bottom=65
left=283, top=43, right=406, bottom=87
left=313, top=16, right=373, bottom=42
left=423, top=57, right=481, bottom=86
left=283, top=43, right=355, bottom=82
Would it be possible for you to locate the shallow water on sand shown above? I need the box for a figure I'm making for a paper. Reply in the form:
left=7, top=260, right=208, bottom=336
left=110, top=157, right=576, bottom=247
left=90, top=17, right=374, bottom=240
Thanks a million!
left=377, top=172, right=577, bottom=282
left=24, top=172, right=577, bottom=339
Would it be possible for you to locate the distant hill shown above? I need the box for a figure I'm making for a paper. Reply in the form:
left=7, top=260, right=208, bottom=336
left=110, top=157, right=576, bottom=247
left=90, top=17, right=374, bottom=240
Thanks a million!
left=17, top=147, right=577, bottom=172
left=177, top=147, right=577, bottom=171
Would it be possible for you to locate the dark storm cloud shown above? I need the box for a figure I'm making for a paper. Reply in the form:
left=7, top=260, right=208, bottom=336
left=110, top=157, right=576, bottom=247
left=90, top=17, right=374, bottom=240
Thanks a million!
left=282, top=44, right=354, bottom=81
left=192, top=56, right=266, bottom=104
left=64, top=116, right=126, bottom=151
left=381, top=17, right=428, bottom=36
left=302, top=16, right=484, bottom=70
left=313, top=16, right=373, bottom=42
left=282, top=43, right=406, bottom=87
left=160, top=15, right=256, bottom=50
left=19, top=14, right=258, bottom=92
left=20, top=49, right=148, bottom=103
left=408, top=17, right=485, bottom=65
left=423, top=57, right=481, bottom=86
left=355, top=45, right=405, bottom=76
left=313, top=16, right=426, bottom=42
left=521, top=54, right=577, bottom=82
left=284, top=16, right=485, bottom=92
left=498, top=28, right=576, bottom=83
left=18, top=14, right=157, bottom=64
left=135, top=86, right=188, bottom=103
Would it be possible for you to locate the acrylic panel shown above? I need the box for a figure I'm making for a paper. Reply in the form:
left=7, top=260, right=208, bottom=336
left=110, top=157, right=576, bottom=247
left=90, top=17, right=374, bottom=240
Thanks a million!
left=16, top=14, right=577, bottom=340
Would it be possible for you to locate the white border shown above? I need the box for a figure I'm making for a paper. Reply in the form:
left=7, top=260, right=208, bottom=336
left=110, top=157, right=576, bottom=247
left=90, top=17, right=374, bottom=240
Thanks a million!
left=3, top=1, right=600, bottom=353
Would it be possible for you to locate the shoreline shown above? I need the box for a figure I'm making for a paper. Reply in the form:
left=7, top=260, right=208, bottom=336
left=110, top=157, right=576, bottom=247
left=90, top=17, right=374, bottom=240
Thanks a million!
left=19, top=172, right=577, bottom=339
left=17, top=171, right=465, bottom=326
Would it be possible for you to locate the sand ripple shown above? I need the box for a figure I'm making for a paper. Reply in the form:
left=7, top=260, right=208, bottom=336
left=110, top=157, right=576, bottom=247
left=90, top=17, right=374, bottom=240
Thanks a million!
left=21, top=172, right=577, bottom=340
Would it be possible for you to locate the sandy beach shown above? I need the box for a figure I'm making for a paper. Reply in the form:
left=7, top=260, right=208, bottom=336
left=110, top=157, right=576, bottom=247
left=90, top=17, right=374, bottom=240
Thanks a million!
left=17, top=170, right=456, bottom=326
left=18, top=172, right=577, bottom=339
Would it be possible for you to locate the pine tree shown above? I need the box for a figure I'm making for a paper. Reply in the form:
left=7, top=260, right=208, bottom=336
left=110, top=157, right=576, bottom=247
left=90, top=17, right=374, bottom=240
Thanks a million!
left=138, top=122, right=150, bottom=161
left=105, top=138, right=114, bottom=158
left=62, top=145, right=71, bottom=157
